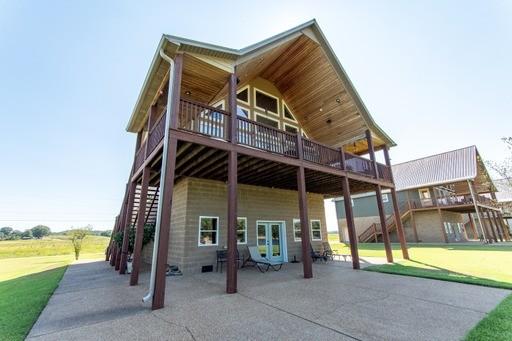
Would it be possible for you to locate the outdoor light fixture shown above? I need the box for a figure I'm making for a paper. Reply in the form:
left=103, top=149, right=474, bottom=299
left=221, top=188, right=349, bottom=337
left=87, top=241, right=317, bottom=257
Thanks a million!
left=185, top=90, right=191, bottom=95
left=336, top=97, right=341, bottom=103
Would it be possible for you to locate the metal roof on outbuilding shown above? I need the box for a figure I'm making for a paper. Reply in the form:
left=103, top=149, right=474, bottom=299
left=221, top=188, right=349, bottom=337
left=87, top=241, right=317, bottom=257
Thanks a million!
left=392, top=146, right=479, bottom=191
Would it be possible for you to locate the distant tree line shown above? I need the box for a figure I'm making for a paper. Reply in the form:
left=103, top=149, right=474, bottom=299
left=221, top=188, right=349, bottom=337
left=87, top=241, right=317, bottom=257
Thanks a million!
left=0, top=225, right=112, bottom=241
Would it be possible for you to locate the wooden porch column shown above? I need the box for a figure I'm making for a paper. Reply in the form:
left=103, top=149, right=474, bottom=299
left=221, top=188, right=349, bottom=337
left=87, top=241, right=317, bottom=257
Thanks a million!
left=468, top=180, right=487, bottom=242
left=120, top=181, right=137, bottom=274
left=383, top=146, right=409, bottom=260
left=365, top=129, right=379, bottom=178
left=468, top=213, right=478, bottom=240
left=375, top=185, right=393, bottom=263
left=432, top=188, right=449, bottom=243
left=226, top=72, right=238, bottom=294
left=130, top=166, right=150, bottom=286
left=109, top=215, right=119, bottom=265
left=152, top=54, right=183, bottom=310
left=491, top=210, right=504, bottom=242
left=115, top=189, right=128, bottom=271
left=485, top=209, right=499, bottom=242
left=341, top=176, right=360, bottom=269
left=498, top=212, right=511, bottom=241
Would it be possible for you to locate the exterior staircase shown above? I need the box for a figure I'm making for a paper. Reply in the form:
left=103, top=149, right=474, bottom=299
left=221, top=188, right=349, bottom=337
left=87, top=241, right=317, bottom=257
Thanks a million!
left=358, top=201, right=411, bottom=242
left=129, top=185, right=160, bottom=226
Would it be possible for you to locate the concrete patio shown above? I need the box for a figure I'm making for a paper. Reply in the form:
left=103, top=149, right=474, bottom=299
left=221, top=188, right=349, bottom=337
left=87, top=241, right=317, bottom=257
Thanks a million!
left=28, top=258, right=509, bottom=341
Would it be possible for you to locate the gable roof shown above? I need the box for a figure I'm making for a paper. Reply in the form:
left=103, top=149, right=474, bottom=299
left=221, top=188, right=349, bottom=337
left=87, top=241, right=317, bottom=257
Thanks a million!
left=392, top=146, right=492, bottom=191
left=126, top=19, right=395, bottom=151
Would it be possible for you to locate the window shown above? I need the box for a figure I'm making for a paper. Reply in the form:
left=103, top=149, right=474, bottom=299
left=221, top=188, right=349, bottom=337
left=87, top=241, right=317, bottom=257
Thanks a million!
left=198, top=216, right=219, bottom=246
left=293, top=219, right=301, bottom=242
left=237, top=86, right=249, bottom=104
left=310, top=220, right=322, bottom=241
left=284, top=123, right=298, bottom=134
left=237, top=106, right=249, bottom=118
left=256, top=113, right=279, bottom=128
left=382, top=194, right=389, bottom=203
left=282, top=102, right=297, bottom=122
left=237, top=217, right=247, bottom=244
left=419, top=188, right=431, bottom=199
left=254, top=89, right=278, bottom=115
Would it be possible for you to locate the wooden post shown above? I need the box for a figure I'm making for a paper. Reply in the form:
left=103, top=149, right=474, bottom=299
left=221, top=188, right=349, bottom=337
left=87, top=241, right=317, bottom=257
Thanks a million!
left=468, top=180, right=487, bottom=242
left=498, top=212, right=511, bottom=241
left=365, top=129, right=379, bottom=178
left=341, top=176, right=360, bottom=269
left=375, top=185, right=393, bottom=263
left=226, top=71, right=238, bottom=294
left=152, top=54, right=183, bottom=310
left=297, top=166, right=313, bottom=278
left=468, top=213, right=478, bottom=240
left=485, top=209, right=499, bottom=242
left=109, top=216, right=119, bottom=265
left=115, top=190, right=128, bottom=271
left=130, top=166, right=150, bottom=286
left=491, top=210, right=503, bottom=242
left=120, top=181, right=137, bottom=274
left=383, top=146, right=409, bottom=259
left=431, top=188, right=448, bottom=243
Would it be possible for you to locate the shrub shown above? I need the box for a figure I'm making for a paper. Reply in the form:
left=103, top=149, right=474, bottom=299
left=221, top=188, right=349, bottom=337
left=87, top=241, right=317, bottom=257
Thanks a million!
left=67, top=227, right=91, bottom=260
left=113, top=224, right=155, bottom=255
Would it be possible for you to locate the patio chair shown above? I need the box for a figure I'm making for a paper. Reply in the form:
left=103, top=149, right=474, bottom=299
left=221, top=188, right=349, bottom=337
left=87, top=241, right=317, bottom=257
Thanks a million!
left=310, top=244, right=327, bottom=262
left=322, top=242, right=350, bottom=261
left=216, top=249, right=242, bottom=273
left=244, top=246, right=283, bottom=272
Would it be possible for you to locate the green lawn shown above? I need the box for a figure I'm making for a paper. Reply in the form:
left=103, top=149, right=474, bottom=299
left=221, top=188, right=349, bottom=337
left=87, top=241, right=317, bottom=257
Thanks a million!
left=327, top=233, right=512, bottom=340
left=0, top=236, right=109, bottom=340
left=0, top=235, right=109, bottom=259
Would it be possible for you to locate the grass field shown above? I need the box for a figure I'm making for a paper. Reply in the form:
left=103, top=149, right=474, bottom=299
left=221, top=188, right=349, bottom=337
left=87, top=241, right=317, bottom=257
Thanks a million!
left=327, top=233, right=512, bottom=340
left=0, top=235, right=109, bottom=259
left=0, top=236, right=109, bottom=341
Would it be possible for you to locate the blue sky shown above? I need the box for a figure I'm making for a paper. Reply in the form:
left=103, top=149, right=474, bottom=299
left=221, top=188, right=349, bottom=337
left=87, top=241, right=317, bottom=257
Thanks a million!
left=1, top=1, right=511, bottom=231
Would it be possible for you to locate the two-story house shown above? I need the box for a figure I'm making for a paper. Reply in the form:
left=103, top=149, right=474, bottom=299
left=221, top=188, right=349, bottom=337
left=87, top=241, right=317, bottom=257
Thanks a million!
left=334, top=146, right=510, bottom=244
left=106, top=20, right=409, bottom=310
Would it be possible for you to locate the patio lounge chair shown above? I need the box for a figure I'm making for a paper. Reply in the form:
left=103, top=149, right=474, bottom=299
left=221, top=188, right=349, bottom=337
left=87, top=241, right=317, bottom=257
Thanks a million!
left=322, top=242, right=350, bottom=261
left=310, top=244, right=327, bottom=262
left=245, top=246, right=283, bottom=272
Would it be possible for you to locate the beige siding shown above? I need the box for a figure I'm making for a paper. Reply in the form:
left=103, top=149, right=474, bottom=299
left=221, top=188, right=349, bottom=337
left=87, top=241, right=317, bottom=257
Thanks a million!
left=144, top=177, right=327, bottom=274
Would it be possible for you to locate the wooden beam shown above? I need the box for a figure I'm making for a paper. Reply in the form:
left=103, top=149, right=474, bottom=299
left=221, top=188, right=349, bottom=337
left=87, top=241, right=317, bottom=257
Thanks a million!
left=383, top=146, right=408, bottom=259
left=485, top=209, right=499, bottom=242
left=365, top=129, right=379, bottom=178
left=226, top=72, right=238, bottom=294
left=341, top=176, right=360, bottom=269
left=130, top=166, right=150, bottom=286
left=491, top=210, right=503, bottom=242
left=467, top=213, right=478, bottom=240
left=119, top=181, right=136, bottom=274
left=297, top=166, right=313, bottom=278
left=375, top=185, right=393, bottom=263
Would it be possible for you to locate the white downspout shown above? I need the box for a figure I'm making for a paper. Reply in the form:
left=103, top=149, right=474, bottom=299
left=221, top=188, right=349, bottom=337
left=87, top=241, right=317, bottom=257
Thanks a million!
left=142, top=49, right=175, bottom=303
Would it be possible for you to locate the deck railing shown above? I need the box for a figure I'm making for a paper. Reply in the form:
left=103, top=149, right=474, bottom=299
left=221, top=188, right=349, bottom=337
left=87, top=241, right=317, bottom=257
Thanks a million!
left=302, top=138, right=342, bottom=169
left=237, top=116, right=298, bottom=157
left=179, top=99, right=230, bottom=140
left=345, top=153, right=374, bottom=178
left=166, top=99, right=394, bottom=181
left=134, top=141, right=146, bottom=171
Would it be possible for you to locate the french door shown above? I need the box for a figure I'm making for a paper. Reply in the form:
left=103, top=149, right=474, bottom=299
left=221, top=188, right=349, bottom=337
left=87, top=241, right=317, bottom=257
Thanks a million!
left=256, top=222, right=284, bottom=262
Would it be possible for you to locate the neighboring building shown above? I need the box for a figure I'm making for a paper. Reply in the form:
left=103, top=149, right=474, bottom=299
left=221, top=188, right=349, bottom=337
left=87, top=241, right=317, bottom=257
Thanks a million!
left=495, top=178, right=512, bottom=229
left=106, top=20, right=409, bottom=310
left=334, top=146, right=511, bottom=243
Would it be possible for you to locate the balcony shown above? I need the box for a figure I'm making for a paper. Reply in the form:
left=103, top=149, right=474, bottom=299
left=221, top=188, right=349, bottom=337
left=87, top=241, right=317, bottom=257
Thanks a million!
left=134, top=99, right=392, bottom=183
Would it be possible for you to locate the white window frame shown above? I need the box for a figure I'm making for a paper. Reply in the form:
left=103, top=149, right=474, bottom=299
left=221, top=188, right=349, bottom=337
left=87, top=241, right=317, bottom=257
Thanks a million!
left=237, top=217, right=248, bottom=245
left=199, top=100, right=226, bottom=137
left=236, top=105, right=251, bottom=119
left=236, top=85, right=250, bottom=105
left=253, top=87, right=279, bottom=116
left=293, top=218, right=301, bottom=242
left=382, top=194, right=389, bottom=203
left=351, top=199, right=355, bottom=207
left=283, top=122, right=299, bottom=134
left=198, top=216, right=219, bottom=247
left=418, top=188, right=431, bottom=199
left=255, top=112, right=280, bottom=129
left=310, top=219, right=322, bottom=241
left=282, top=101, right=298, bottom=122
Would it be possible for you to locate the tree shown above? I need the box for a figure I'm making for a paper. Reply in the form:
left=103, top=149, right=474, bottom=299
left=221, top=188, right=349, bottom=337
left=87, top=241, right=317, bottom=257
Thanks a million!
left=100, top=230, right=112, bottom=237
left=31, top=225, right=51, bottom=239
left=487, top=137, right=512, bottom=187
left=21, top=229, right=33, bottom=239
left=67, top=227, right=91, bottom=260
left=0, top=227, right=13, bottom=236
left=10, top=230, right=22, bottom=240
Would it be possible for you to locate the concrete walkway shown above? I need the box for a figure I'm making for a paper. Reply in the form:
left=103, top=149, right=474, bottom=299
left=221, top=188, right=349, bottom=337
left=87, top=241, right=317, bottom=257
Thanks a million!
left=28, top=259, right=509, bottom=341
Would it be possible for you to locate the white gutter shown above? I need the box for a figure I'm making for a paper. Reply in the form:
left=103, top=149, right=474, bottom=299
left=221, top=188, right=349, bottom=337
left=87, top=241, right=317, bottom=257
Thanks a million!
left=142, top=49, right=175, bottom=304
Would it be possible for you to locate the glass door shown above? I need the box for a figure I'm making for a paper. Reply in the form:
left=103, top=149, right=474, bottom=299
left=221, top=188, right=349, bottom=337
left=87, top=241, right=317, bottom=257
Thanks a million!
left=256, top=222, right=284, bottom=262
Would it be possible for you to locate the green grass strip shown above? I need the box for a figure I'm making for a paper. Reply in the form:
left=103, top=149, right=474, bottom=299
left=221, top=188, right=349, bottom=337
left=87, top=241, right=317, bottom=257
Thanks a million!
left=0, top=265, right=67, bottom=341
left=465, top=294, right=512, bottom=341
